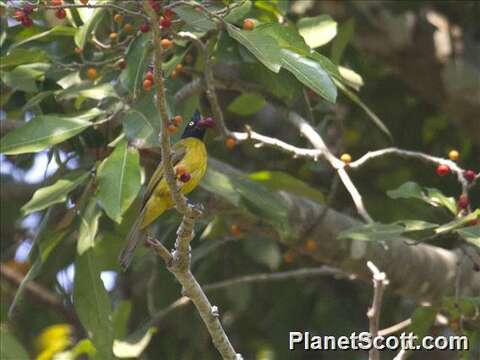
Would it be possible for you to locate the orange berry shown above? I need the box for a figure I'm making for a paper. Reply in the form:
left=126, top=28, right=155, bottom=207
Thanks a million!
left=175, top=63, right=184, bottom=72
left=143, top=79, right=153, bottom=91
left=173, top=115, right=183, bottom=126
left=448, top=150, right=459, bottom=161
left=74, top=47, right=83, bottom=54
left=243, top=18, right=255, bottom=31
left=123, top=23, right=133, bottom=33
left=51, top=0, right=63, bottom=6
left=340, top=153, right=352, bottom=164
left=118, top=58, right=127, bottom=69
left=283, top=251, right=295, bottom=264
left=113, top=13, right=123, bottom=24
left=225, top=137, right=237, bottom=150
left=175, top=164, right=187, bottom=176
left=230, top=224, right=242, bottom=237
left=80, top=0, right=89, bottom=4
left=304, top=239, right=317, bottom=252
left=160, top=38, right=172, bottom=49
left=109, top=32, right=118, bottom=41
left=86, top=67, right=97, bottom=80
left=171, top=69, right=178, bottom=79
left=167, top=124, right=177, bottom=134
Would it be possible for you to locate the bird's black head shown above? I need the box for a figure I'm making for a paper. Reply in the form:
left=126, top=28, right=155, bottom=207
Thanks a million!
left=181, top=111, right=214, bottom=140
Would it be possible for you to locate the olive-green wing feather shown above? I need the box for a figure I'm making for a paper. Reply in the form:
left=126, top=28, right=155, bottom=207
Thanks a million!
left=119, top=142, right=187, bottom=270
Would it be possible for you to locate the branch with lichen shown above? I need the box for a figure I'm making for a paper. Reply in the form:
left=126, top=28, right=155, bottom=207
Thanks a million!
left=144, top=3, right=240, bottom=359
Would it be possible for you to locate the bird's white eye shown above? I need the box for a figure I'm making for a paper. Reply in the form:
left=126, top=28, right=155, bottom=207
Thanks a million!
left=189, top=121, right=194, bottom=126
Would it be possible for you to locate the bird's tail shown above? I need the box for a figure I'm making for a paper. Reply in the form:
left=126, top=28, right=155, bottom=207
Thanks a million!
left=118, top=208, right=146, bottom=270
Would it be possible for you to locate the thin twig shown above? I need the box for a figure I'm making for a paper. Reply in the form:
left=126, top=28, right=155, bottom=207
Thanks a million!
left=144, top=3, right=240, bottom=359
left=367, top=261, right=389, bottom=360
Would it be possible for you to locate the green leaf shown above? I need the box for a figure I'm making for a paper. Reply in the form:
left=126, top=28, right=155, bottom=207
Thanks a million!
left=334, top=79, right=391, bottom=139
left=425, top=187, right=457, bottom=215
left=113, top=328, right=156, bottom=359
left=224, top=0, right=252, bottom=23
left=243, top=238, right=281, bottom=270
left=396, top=220, right=438, bottom=232
left=8, top=259, right=42, bottom=318
left=255, top=23, right=310, bottom=55
left=331, top=18, right=355, bottom=64
left=0, top=48, right=48, bottom=69
left=338, top=66, right=364, bottom=91
left=281, top=49, right=337, bottom=103
left=201, top=167, right=241, bottom=206
left=77, top=197, right=102, bottom=255
left=338, top=223, right=405, bottom=241
left=309, top=51, right=342, bottom=78
left=74, top=249, right=114, bottom=360
left=21, top=170, right=90, bottom=215
left=75, top=8, right=106, bottom=49
left=97, top=139, right=141, bottom=224
left=298, top=15, right=337, bottom=48
left=57, top=83, right=118, bottom=101
left=9, top=26, right=76, bottom=50
left=227, top=24, right=281, bottom=73
left=227, top=92, right=266, bottom=116
left=119, top=33, right=151, bottom=98
left=387, top=181, right=424, bottom=201
left=0, top=108, right=105, bottom=155
left=0, top=328, right=30, bottom=360
left=1, top=63, right=50, bottom=92
left=112, top=301, right=132, bottom=340
left=456, top=224, right=480, bottom=247
left=387, top=182, right=457, bottom=214
left=174, top=4, right=217, bottom=32
left=249, top=170, right=324, bottom=203
left=408, top=306, right=438, bottom=339
left=436, top=209, right=480, bottom=234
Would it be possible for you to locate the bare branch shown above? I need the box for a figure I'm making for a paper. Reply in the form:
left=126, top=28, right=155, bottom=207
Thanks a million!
left=366, top=261, right=389, bottom=360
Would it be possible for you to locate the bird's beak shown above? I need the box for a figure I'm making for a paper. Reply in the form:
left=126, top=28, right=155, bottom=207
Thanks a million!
left=198, top=117, right=215, bottom=128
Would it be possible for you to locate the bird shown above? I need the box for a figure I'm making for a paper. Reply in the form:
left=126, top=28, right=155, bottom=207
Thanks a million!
left=119, top=111, right=214, bottom=269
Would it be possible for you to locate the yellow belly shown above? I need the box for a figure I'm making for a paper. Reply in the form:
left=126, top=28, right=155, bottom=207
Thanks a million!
left=140, top=138, right=207, bottom=228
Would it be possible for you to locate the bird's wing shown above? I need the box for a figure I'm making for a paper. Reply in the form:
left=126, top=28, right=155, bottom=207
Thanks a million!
left=141, top=142, right=187, bottom=207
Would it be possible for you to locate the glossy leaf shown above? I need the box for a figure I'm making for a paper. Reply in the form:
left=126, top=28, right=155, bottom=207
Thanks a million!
left=0, top=108, right=104, bottom=155
left=436, top=209, right=480, bottom=234
left=74, top=249, right=114, bottom=360
left=456, top=224, right=480, bottom=247
left=175, top=5, right=217, bottom=32
left=120, top=33, right=151, bottom=98
left=57, top=83, right=118, bottom=101
left=249, top=170, right=324, bottom=203
left=2, top=63, right=50, bottom=92
left=387, top=181, right=424, bottom=201
left=75, top=7, right=106, bottom=49
left=298, top=15, right=337, bottom=48
left=10, top=26, right=75, bottom=50
left=331, top=18, right=355, bottom=64
left=227, top=24, right=281, bottom=73
left=0, top=48, right=48, bottom=69
left=21, top=170, right=90, bottom=215
left=77, top=197, right=102, bottom=255
left=243, top=238, right=281, bottom=270
left=113, top=301, right=132, bottom=340
left=281, top=49, right=337, bottom=103
left=227, top=92, right=266, bottom=116
left=97, top=139, right=141, bottom=224
left=255, top=23, right=310, bottom=55
left=224, top=0, right=252, bottom=23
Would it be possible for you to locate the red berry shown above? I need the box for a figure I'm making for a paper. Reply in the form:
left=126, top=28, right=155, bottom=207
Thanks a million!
left=149, top=0, right=161, bottom=13
left=458, top=194, right=469, bottom=210
left=55, top=8, right=66, bottom=19
left=145, top=71, right=154, bottom=82
left=21, top=16, right=33, bottom=27
left=23, top=4, right=34, bottom=15
left=180, top=172, right=191, bottom=183
left=14, top=10, right=25, bottom=21
left=143, top=79, right=153, bottom=91
left=140, top=22, right=150, bottom=33
left=436, top=164, right=450, bottom=177
left=463, top=170, right=476, bottom=183
left=164, top=8, right=175, bottom=19
left=159, top=16, right=172, bottom=29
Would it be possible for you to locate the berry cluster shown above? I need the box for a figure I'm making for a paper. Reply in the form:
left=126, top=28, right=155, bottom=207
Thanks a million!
left=436, top=149, right=477, bottom=213
left=14, top=4, right=34, bottom=27
left=143, top=70, right=154, bottom=91
left=167, top=115, right=183, bottom=134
